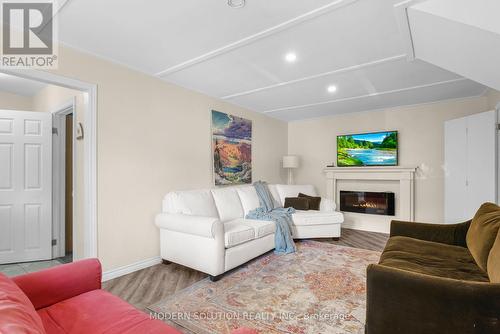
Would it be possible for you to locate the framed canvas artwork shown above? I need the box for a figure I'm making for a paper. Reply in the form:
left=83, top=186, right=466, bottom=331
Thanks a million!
left=211, top=110, right=252, bottom=185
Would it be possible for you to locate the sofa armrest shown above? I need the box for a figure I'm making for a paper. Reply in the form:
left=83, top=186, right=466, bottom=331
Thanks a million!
left=366, top=264, right=500, bottom=334
left=155, top=213, right=222, bottom=239
left=389, top=219, right=471, bottom=247
left=12, top=259, right=101, bottom=310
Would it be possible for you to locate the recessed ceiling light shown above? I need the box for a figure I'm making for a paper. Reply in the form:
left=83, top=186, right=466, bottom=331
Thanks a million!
left=327, top=85, right=337, bottom=93
left=228, top=0, right=245, bottom=8
left=285, top=52, right=297, bottom=63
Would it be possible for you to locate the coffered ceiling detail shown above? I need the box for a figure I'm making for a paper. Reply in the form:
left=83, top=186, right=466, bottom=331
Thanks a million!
left=57, top=0, right=487, bottom=121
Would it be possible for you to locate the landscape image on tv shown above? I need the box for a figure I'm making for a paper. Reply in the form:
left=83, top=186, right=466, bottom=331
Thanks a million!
left=337, top=131, right=398, bottom=166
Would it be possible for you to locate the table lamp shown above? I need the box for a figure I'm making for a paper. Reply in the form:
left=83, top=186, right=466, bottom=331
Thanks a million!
left=283, top=155, right=299, bottom=185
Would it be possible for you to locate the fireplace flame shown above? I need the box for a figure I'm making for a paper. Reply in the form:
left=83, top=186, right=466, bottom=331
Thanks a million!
left=352, top=202, right=380, bottom=209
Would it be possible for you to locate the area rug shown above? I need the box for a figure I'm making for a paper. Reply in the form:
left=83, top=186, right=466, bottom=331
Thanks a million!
left=148, top=241, right=380, bottom=334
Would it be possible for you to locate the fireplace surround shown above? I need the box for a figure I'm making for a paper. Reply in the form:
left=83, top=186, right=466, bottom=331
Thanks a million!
left=324, top=167, right=416, bottom=233
left=340, top=190, right=395, bottom=216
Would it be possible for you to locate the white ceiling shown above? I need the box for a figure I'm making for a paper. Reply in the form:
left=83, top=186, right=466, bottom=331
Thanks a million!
left=406, top=0, right=500, bottom=92
left=57, top=0, right=487, bottom=121
left=0, top=73, right=47, bottom=97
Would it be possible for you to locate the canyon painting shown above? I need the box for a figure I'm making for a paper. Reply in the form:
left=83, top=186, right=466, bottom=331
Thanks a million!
left=212, top=110, right=252, bottom=185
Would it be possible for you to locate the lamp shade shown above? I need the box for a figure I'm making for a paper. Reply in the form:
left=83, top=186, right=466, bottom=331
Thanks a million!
left=283, top=155, right=299, bottom=168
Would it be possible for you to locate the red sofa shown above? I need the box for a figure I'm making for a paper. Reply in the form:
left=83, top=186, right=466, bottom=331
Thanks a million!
left=0, top=259, right=181, bottom=334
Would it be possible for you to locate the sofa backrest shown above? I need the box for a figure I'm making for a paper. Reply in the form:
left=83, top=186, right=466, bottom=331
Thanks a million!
left=162, top=184, right=318, bottom=220
left=487, top=229, right=500, bottom=283
left=163, top=189, right=219, bottom=218
left=267, top=185, right=282, bottom=208
left=0, top=273, right=46, bottom=334
left=274, top=184, right=318, bottom=206
left=466, top=202, right=500, bottom=273
left=211, top=187, right=244, bottom=222
left=236, top=186, right=261, bottom=216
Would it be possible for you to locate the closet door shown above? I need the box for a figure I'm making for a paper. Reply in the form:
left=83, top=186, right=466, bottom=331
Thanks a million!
left=466, top=110, right=497, bottom=218
left=444, top=117, right=468, bottom=223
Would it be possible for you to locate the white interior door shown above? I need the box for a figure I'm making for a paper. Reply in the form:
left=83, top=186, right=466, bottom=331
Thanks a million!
left=466, top=110, right=497, bottom=217
left=445, top=110, right=497, bottom=223
left=0, top=110, right=52, bottom=264
left=444, top=116, right=468, bottom=223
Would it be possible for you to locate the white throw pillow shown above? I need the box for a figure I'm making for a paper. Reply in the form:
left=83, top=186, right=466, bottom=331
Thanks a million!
left=236, top=186, right=261, bottom=216
left=319, top=197, right=336, bottom=211
left=173, top=189, right=219, bottom=217
left=275, top=184, right=318, bottom=206
left=211, top=188, right=244, bottom=222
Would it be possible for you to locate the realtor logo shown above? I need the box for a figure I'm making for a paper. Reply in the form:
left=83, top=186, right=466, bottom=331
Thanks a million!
left=1, top=0, right=58, bottom=68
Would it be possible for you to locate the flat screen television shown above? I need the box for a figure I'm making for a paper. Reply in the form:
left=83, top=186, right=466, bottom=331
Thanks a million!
left=337, top=131, right=398, bottom=167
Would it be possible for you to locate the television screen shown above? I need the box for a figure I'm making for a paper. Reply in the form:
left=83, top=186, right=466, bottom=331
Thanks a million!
left=337, top=131, right=398, bottom=167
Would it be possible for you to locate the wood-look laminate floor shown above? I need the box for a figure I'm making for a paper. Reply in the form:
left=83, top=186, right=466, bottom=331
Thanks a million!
left=312, top=227, right=389, bottom=252
left=103, top=228, right=388, bottom=314
left=103, top=228, right=388, bottom=333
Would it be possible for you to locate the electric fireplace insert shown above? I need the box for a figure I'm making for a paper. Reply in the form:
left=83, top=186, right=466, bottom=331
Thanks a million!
left=340, top=190, right=395, bottom=216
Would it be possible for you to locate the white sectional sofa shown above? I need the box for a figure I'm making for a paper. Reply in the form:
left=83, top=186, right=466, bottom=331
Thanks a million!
left=155, top=184, right=343, bottom=280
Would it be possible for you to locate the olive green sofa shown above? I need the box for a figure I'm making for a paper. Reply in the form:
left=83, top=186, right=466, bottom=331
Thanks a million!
left=366, top=202, right=500, bottom=334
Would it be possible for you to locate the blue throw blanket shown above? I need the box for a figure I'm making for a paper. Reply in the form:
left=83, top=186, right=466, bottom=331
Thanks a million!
left=246, top=181, right=296, bottom=254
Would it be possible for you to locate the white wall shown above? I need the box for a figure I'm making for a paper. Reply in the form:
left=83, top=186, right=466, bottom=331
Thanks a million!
left=44, top=46, right=288, bottom=271
left=288, top=97, right=493, bottom=224
left=0, top=91, right=33, bottom=110
left=487, top=89, right=500, bottom=109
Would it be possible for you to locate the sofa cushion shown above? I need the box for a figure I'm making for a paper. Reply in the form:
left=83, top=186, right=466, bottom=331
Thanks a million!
left=224, top=220, right=255, bottom=248
left=275, top=184, right=317, bottom=206
left=212, top=188, right=244, bottom=222
left=466, top=202, right=500, bottom=272
left=238, top=219, right=275, bottom=238
left=380, top=236, right=489, bottom=282
left=236, top=186, right=260, bottom=216
left=37, top=289, right=179, bottom=334
left=166, top=189, right=219, bottom=218
left=284, top=197, right=310, bottom=210
left=298, top=193, right=321, bottom=210
left=292, top=210, right=344, bottom=226
left=0, top=273, right=46, bottom=334
left=487, top=229, right=500, bottom=283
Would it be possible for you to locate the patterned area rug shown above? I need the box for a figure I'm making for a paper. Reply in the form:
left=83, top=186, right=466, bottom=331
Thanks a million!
left=149, top=241, right=380, bottom=334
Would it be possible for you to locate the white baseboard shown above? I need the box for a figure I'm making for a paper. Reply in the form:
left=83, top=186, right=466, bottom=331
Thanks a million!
left=342, top=221, right=390, bottom=234
left=102, top=256, right=162, bottom=282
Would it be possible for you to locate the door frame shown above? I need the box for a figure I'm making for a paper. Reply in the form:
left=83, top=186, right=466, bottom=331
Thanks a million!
left=497, top=103, right=500, bottom=205
left=0, top=69, right=98, bottom=259
left=52, top=100, right=76, bottom=258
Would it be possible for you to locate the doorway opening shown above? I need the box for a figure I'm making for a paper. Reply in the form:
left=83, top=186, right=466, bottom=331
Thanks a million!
left=0, top=70, right=96, bottom=276
left=53, top=103, right=76, bottom=265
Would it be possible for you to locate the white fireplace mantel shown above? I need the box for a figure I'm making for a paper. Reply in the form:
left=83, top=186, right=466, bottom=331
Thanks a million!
left=324, top=167, right=417, bottom=226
